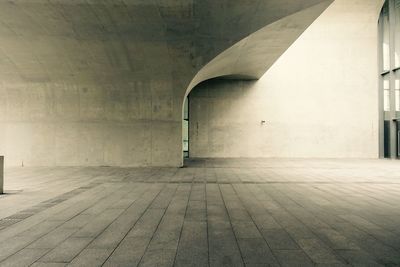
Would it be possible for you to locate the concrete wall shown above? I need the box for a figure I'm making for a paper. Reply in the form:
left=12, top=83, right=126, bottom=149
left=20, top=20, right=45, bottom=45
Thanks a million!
left=0, top=79, right=183, bottom=167
left=0, top=0, right=383, bottom=166
left=189, top=0, right=384, bottom=159
left=0, top=0, right=332, bottom=167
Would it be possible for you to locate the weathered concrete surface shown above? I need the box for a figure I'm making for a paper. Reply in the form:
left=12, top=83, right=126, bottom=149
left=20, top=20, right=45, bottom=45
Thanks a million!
left=189, top=0, right=384, bottom=159
left=0, top=0, right=333, bottom=167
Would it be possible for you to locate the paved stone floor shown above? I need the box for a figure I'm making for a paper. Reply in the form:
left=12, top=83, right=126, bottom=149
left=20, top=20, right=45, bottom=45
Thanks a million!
left=0, top=158, right=400, bottom=266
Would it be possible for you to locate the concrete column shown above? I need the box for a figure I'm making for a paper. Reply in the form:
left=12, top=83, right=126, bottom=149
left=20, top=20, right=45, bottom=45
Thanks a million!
left=0, top=156, right=3, bottom=194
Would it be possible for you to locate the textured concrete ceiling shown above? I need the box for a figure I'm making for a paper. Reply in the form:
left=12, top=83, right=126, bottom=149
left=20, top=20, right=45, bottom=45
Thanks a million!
left=186, top=1, right=332, bottom=95
left=0, top=0, right=333, bottom=89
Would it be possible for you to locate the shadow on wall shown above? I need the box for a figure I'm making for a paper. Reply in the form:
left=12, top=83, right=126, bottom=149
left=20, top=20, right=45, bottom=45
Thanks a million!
left=184, top=0, right=384, bottom=160
left=179, top=0, right=337, bottom=163
left=187, top=66, right=379, bottom=159
left=187, top=78, right=261, bottom=158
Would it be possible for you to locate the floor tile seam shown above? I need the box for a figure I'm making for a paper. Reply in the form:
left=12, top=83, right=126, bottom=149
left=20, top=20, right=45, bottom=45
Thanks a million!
left=32, top=183, right=146, bottom=264
left=65, top=187, right=158, bottom=265
left=0, top=183, right=111, bottom=241
left=32, top=184, right=152, bottom=267
left=247, top=184, right=317, bottom=265
left=285, top=184, right=361, bottom=214
left=88, top=185, right=165, bottom=262
left=334, top=215, right=400, bottom=253
left=268, top=184, right=386, bottom=265
left=342, top=183, right=400, bottom=211
left=133, top=184, right=180, bottom=267
left=0, top=181, right=104, bottom=227
left=0, top=225, right=80, bottom=265
left=232, top=184, right=286, bottom=267
left=0, top=184, right=122, bottom=263
left=310, top=188, right=400, bottom=227
left=172, top=183, right=193, bottom=266
left=217, top=184, right=246, bottom=266
left=85, top=183, right=147, bottom=215
left=204, top=184, right=210, bottom=267
left=0, top=246, right=52, bottom=266
left=286, top=184, right=400, bottom=234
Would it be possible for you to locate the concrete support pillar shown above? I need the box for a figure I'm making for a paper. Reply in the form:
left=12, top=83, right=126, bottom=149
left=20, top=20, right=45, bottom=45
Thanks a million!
left=0, top=156, right=3, bottom=194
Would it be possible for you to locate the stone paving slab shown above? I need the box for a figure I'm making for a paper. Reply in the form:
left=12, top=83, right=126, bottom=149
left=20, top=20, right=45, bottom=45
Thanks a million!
left=0, top=159, right=399, bottom=266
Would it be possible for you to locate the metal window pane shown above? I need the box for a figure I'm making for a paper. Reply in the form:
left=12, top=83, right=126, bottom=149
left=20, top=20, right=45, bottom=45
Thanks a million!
left=384, top=76, right=391, bottom=112
left=380, top=0, right=400, bottom=159
left=396, top=73, right=400, bottom=111
left=384, top=90, right=391, bottom=111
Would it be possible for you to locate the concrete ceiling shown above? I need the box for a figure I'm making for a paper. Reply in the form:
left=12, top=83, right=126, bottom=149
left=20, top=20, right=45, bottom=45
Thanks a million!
left=0, top=0, right=333, bottom=94
left=186, top=1, right=332, bottom=95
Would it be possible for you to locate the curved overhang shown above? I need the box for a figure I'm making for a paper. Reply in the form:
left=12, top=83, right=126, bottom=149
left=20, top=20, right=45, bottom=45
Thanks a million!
left=0, top=0, right=335, bottom=90
left=184, top=0, right=334, bottom=98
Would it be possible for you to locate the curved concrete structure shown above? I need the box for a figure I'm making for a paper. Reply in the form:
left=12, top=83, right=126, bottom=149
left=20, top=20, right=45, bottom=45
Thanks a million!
left=2, top=3, right=400, bottom=267
left=185, top=1, right=332, bottom=97
left=188, top=0, right=385, bottom=159
left=0, top=0, right=333, bottom=167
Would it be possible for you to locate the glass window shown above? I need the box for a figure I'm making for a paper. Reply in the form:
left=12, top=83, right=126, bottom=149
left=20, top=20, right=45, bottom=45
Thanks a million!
left=182, top=120, right=189, bottom=152
left=382, top=2, right=391, bottom=71
left=395, top=0, right=400, bottom=67
left=396, top=71, right=400, bottom=111
left=384, top=75, right=391, bottom=111
left=379, top=0, right=400, bottom=159
left=183, top=97, right=189, bottom=120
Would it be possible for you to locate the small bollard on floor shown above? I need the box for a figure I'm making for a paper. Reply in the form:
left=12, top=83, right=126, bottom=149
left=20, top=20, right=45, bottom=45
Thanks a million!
left=0, top=156, right=3, bottom=194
